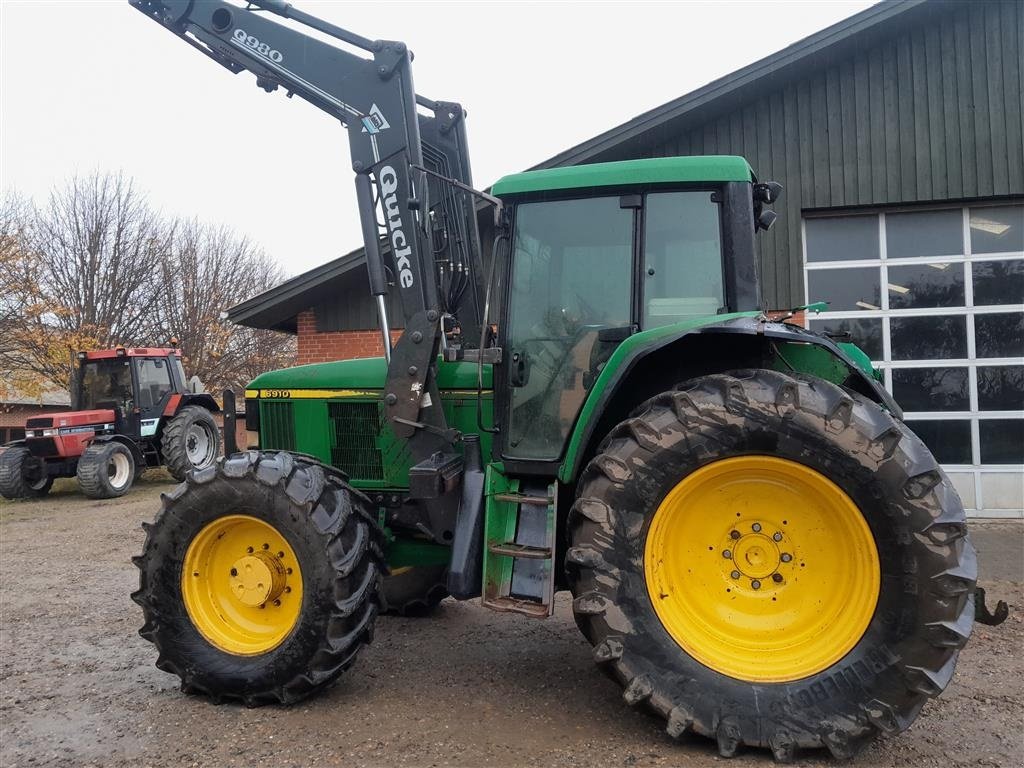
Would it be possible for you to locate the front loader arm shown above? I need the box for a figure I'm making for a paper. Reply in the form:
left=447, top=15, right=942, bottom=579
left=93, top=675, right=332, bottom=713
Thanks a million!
left=130, top=0, right=473, bottom=464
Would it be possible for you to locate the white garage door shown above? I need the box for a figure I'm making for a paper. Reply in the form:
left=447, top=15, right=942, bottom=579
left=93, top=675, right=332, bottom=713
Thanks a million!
left=803, top=203, right=1023, bottom=518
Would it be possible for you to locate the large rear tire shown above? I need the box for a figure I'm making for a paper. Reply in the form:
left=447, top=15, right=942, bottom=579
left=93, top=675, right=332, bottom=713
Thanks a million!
left=0, top=447, right=53, bottom=500
left=567, top=370, right=975, bottom=761
left=162, top=405, right=220, bottom=481
left=77, top=441, right=135, bottom=499
left=132, top=451, right=385, bottom=705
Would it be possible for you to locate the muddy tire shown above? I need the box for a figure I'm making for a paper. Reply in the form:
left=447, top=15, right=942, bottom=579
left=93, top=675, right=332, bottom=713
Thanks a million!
left=567, top=370, right=975, bottom=761
left=0, top=447, right=53, bottom=500
left=162, top=406, right=220, bottom=481
left=132, top=451, right=385, bottom=705
left=382, top=565, right=449, bottom=616
left=77, top=441, right=135, bottom=499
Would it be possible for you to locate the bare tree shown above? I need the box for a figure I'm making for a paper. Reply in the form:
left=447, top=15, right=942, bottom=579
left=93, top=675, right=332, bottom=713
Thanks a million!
left=35, top=172, right=169, bottom=345
left=0, top=190, right=44, bottom=397
left=0, top=191, right=35, bottom=353
left=2, top=173, right=294, bottom=396
left=157, top=219, right=294, bottom=395
left=1, top=173, right=171, bottom=390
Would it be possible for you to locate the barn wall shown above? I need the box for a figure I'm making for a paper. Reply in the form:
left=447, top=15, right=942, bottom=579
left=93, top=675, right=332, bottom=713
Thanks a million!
left=597, top=0, right=1023, bottom=308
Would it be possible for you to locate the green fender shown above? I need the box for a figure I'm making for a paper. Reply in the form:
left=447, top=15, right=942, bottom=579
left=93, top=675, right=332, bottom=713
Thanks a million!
left=557, top=314, right=899, bottom=484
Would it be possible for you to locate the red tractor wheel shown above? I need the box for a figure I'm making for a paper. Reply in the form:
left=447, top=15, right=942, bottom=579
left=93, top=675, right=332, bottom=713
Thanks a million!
left=162, top=406, right=221, bottom=481
left=76, top=442, right=136, bottom=499
left=0, top=447, right=53, bottom=500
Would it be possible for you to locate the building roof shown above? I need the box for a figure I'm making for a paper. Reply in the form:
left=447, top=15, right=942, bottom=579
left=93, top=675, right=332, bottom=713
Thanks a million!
left=532, top=0, right=929, bottom=169
left=0, top=387, right=71, bottom=408
left=226, top=247, right=369, bottom=333
left=227, top=0, right=931, bottom=333
left=491, top=156, right=754, bottom=196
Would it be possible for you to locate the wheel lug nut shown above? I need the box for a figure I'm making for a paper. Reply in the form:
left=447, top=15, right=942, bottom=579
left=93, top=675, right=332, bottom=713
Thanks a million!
left=752, top=523, right=762, bottom=532
left=230, top=568, right=237, bottom=577
left=273, top=599, right=281, bottom=607
left=781, top=553, right=792, bottom=563
left=246, top=547, right=254, bottom=553
left=722, top=549, right=732, bottom=559
left=773, top=532, right=783, bottom=542
left=729, top=530, right=740, bottom=540
left=772, top=573, right=784, bottom=583
left=262, top=543, right=270, bottom=550
left=751, top=580, right=761, bottom=590
left=730, top=570, right=741, bottom=579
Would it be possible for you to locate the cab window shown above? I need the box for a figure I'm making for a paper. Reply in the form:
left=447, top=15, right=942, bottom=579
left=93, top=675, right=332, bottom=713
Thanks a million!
left=136, top=358, right=174, bottom=410
left=643, top=191, right=725, bottom=328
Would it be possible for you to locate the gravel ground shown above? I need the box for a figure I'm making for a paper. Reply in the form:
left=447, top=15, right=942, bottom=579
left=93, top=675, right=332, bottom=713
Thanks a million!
left=1, top=477, right=1021, bottom=768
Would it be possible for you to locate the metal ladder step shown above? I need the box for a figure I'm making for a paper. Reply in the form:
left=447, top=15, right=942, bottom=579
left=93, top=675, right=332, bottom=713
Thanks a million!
left=494, top=493, right=553, bottom=506
left=484, top=595, right=550, bottom=618
left=487, top=542, right=552, bottom=560
left=482, top=475, right=557, bottom=619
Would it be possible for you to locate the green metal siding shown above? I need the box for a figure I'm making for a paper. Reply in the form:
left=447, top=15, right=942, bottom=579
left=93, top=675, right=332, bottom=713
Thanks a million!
left=585, top=0, right=1023, bottom=309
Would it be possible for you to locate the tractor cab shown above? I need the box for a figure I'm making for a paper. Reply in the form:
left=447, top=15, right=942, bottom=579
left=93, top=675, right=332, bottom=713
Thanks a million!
left=74, top=347, right=189, bottom=439
left=491, top=156, right=774, bottom=463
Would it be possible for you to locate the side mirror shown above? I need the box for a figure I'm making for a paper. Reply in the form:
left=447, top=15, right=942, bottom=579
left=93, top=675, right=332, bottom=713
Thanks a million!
left=757, top=210, right=778, bottom=231
left=754, top=181, right=783, bottom=204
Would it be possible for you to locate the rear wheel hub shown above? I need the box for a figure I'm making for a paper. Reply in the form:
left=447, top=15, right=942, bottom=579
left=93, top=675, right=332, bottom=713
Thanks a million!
left=644, top=455, right=880, bottom=683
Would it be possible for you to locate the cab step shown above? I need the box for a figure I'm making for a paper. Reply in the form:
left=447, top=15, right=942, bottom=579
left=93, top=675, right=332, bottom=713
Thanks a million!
left=481, top=467, right=556, bottom=618
left=487, top=542, right=551, bottom=560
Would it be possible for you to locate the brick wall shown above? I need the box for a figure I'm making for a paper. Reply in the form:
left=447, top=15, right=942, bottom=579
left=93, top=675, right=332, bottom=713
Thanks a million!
left=0, top=403, right=71, bottom=443
left=296, top=310, right=402, bottom=366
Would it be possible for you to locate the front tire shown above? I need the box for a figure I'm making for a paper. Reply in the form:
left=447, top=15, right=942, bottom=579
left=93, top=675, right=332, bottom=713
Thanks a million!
left=162, top=406, right=220, bottom=481
left=77, top=441, right=135, bottom=499
left=567, top=370, right=975, bottom=760
left=0, top=447, right=53, bottom=499
left=132, top=451, right=385, bottom=705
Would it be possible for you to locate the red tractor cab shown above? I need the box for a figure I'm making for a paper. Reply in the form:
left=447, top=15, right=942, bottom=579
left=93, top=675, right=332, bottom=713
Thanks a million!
left=0, top=346, right=221, bottom=499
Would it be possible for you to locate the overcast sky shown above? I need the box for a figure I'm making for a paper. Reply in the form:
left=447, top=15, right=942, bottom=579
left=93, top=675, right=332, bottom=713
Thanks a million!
left=1, top=0, right=874, bottom=281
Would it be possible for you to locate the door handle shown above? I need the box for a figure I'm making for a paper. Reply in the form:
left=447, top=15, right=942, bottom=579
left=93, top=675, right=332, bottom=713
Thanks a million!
left=510, top=350, right=529, bottom=387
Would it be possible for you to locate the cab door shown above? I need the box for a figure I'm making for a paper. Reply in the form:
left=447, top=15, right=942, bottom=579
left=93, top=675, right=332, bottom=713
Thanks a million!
left=501, top=195, right=636, bottom=462
left=134, top=357, right=176, bottom=439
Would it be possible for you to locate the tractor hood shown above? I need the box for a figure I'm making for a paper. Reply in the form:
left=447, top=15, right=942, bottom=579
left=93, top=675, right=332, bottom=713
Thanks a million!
left=246, top=357, right=492, bottom=394
left=25, top=410, right=116, bottom=430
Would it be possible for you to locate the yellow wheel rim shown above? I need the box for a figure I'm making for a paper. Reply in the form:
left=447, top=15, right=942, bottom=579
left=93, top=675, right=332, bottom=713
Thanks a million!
left=644, top=456, right=879, bottom=683
left=182, top=515, right=303, bottom=656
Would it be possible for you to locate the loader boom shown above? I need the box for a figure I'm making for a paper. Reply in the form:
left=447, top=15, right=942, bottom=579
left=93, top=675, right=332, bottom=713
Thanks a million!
left=130, top=0, right=485, bottom=465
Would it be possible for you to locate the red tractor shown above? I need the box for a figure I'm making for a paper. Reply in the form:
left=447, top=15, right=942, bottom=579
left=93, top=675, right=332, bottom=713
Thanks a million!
left=0, top=346, right=221, bottom=499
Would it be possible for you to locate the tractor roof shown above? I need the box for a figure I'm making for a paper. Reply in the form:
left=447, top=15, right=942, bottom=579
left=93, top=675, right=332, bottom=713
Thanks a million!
left=83, top=348, right=182, bottom=360
left=491, top=155, right=754, bottom=197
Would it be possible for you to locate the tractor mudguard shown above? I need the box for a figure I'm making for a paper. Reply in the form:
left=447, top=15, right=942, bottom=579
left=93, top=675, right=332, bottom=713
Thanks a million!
left=177, top=393, right=220, bottom=414
left=559, top=314, right=900, bottom=484
left=90, top=434, right=147, bottom=469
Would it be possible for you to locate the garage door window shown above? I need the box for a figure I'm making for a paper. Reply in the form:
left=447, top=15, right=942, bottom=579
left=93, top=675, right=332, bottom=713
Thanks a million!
left=804, top=204, right=1024, bottom=517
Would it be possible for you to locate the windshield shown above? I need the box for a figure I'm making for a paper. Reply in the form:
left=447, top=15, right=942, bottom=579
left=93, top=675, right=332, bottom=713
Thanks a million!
left=79, top=359, right=134, bottom=412
left=506, top=196, right=633, bottom=460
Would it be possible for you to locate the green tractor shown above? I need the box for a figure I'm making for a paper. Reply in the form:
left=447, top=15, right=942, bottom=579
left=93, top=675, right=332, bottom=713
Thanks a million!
left=130, top=0, right=975, bottom=760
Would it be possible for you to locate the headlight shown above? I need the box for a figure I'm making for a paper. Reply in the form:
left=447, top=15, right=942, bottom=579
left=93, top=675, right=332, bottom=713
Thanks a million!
left=32, top=429, right=57, bottom=437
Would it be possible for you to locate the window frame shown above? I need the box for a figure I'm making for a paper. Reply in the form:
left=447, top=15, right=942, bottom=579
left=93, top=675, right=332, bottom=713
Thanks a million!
left=803, top=202, right=1024, bottom=517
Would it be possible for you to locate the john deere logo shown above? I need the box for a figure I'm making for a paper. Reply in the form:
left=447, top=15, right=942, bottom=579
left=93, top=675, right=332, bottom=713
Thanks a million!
left=361, top=104, right=390, bottom=134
